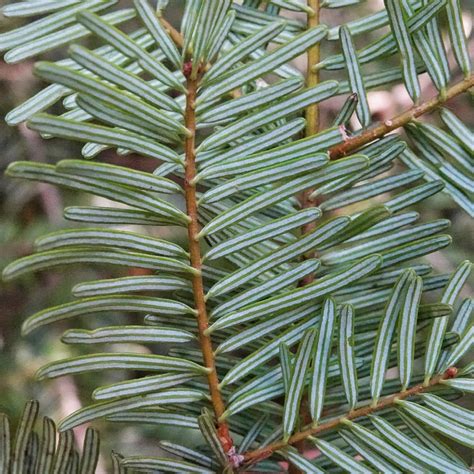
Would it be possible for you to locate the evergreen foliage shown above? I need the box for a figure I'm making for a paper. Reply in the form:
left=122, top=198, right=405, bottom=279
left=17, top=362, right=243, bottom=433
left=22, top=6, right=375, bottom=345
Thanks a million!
left=0, top=0, right=472, bottom=472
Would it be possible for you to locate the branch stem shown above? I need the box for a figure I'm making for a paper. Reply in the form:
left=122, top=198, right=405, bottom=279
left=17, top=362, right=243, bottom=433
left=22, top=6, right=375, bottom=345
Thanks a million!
left=243, top=370, right=454, bottom=464
left=300, top=0, right=321, bottom=250
left=183, top=73, right=233, bottom=456
left=329, top=74, right=473, bottom=159
left=291, top=4, right=322, bottom=469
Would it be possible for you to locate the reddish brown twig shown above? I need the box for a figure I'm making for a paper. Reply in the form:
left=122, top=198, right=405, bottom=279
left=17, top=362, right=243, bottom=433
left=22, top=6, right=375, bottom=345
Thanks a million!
left=183, top=67, right=235, bottom=461
left=243, top=369, right=456, bottom=464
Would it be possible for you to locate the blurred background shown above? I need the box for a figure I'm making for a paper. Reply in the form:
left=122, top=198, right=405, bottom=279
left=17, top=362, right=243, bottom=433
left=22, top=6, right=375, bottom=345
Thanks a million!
left=0, top=0, right=472, bottom=470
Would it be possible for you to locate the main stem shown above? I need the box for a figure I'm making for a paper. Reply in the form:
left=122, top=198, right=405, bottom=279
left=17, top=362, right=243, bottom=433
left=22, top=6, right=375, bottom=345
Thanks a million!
left=300, top=0, right=321, bottom=250
left=183, top=74, right=233, bottom=454
left=243, top=369, right=455, bottom=464
left=291, top=4, right=322, bottom=470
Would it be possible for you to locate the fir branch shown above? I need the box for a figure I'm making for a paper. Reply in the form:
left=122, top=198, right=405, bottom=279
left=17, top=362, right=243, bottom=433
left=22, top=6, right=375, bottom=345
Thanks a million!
left=243, top=368, right=458, bottom=465
left=299, top=0, right=322, bottom=252
left=292, top=3, right=322, bottom=470
left=183, top=68, right=235, bottom=460
left=329, top=74, right=474, bottom=159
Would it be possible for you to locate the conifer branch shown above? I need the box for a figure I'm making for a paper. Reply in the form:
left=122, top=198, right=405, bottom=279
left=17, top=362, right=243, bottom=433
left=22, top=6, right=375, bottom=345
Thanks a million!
left=292, top=4, right=322, bottom=469
left=243, top=369, right=457, bottom=465
left=329, top=74, right=474, bottom=159
left=300, top=0, right=321, bottom=251
left=183, top=69, right=234, bottom=460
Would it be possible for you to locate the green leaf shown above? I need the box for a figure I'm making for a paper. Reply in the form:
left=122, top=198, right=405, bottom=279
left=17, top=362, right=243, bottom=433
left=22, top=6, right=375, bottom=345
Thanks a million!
left=422, top=393, right=474, bottom=428
left=199, top=156, right=367, bottom=236
left=159, top=441, right=215, bottom=469
left=107, top=411, right=199, bottom=429
left=338, top=304, right=358, bottom=410
left=64, top=206, right=180, bottom=226
left=77, top=10, right=185, bottom=91
left=6, top=83, right=67, bottom=125
left=200, top=154, right=328, bottom=204
left=52, top=430, right=74, bottom=474
left=279, top=344, right=293, bottom=395
left=28, top=114, right=181, bottom=163
left=198, top=126, right=342, bottom=180
left=410, top=121, right=471, bottom=171
left=370, top=415, right=470, bottom=473
left=371, top=269, right=413, bottom=404
left=198, top=408, right=228, bottom=466
left=340, top=430, right=402, bottom=474
left=222, top=383, right=284, bottom=420
left=35, top=61, right=186, bottom=135
left=133, top=0, right=182, bottom=70
left=309, top=298, right=336, bottom=422
left=35, top=417, right=56, bottom=474
left=396, top=399, right=474, bottom=448
left=311, top=437, right=372, bottom=473
left=398, top=411, right=468, bottom=468
left=69, top=44, right=181, bottom=113
left=220, top=315, right=319, bottom=386
left=238, top=414, right=269, bottom=453
left=111, top=451, right=124, bottom=474
left=93, top=373, right=198, bottom=401
left=37, top=353, right=208, bottom=379
left=199, top=81, right=338, bottom=151
left=0, top=414, right=10, bottom=474
left=398, top=275, right=423, bottom=390
left=216, top=304, right=316, bottom=356
left=334, top=92, right=358, bottom=126
left=22, top=295, right=194, bottom=337
left=441, top=378, right=474, bottom=392
left=401, top=0, right=447, bottom=92
left=72, top=275, right=189, bottom=297
left=11, top=401, right=39, bottom=474
left=35, top=228, right=186, bottom=258
left=198, top=77, right=303, bottom=125
left=199, top=117, right=305, bottom=169
left=212, top=259, right=320, bottom=318
left=424, top=0, right=451, bottom=84
left=62, top=325, right=195, bottom=345
left=441, top=324, right=474, bottom=370
left=3, top=10, right=140, bottom=64
left=185, top=0, right=232, bottom=73
left=385, top=180, right=444, bottom=213
left=198, top=25, right=328, bottom=103
left=0, top=0, right=115, bottom=51
left=320, top=0, right=446, bottom=71
left=79, top=427, right=100, bottom=474
left=209, top=255, right=381, bottom=333
left=321, top=170, right=424, bottom=211
left=6, top=162, right=188, bottom=223
left=446, top=0, right=471, bottom=77
left=1, top=0, right=83, bottom=17
left=204, top=208, right=321, bottom=261
left=206, top=11, right=235, bottom=62
left=342, top=419, right=426, bottom=471
left=425, top=261, right=472, bottom=381
left=322, top=219, right=449, bottom=265
left=203, top=20, right=287, bottom=84
left=59, top=390, right=204, bottom=431
left=280, top=447, right=324, bottom=473
left=206, top=217, right=347, bottom=298
left=440, top=108, right=473, bottom=152
left=283, top=329, right=317, bottom=439
left=340, top=26, right=370, bottom=127
left=379, top=234, right=452, bottom=269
